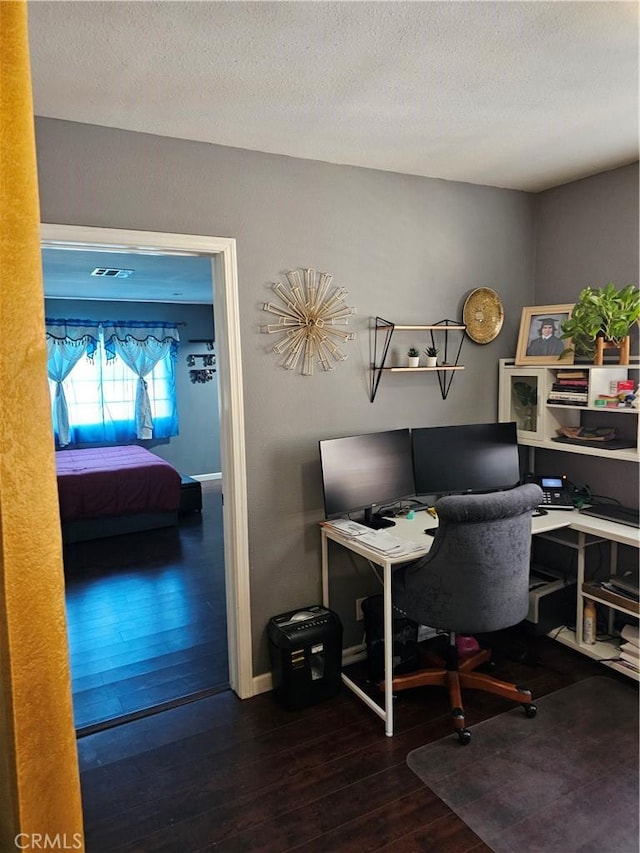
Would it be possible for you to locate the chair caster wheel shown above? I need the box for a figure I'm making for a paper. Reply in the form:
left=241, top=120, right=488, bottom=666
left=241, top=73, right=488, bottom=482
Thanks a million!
left=523, top=703, right=537, bottom=718
left=457, top=728, right=472, bottom=745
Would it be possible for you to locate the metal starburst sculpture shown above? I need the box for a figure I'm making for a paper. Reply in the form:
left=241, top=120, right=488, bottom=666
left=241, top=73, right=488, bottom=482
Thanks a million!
left=261, top=268, right=356, bottom=375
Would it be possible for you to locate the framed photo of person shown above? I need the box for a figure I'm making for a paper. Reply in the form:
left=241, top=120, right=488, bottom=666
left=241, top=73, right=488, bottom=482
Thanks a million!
left=515, top=304, right=574, bottom=365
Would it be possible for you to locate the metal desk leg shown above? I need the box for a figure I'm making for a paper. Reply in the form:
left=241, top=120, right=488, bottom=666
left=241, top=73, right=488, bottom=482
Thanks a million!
left=383, top=561, right=394, bottom=737
left=321, top=530, right=329, bottom=607
left=576, top=531, right=585, bottom=644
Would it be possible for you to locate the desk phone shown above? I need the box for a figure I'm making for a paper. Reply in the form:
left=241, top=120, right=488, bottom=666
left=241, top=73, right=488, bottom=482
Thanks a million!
left=532, top=475, right=574, bottom=510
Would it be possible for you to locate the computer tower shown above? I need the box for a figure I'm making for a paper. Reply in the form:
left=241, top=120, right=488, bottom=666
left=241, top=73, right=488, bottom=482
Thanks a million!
left=361, top=594, right=419, bottom=682
left=268, top=605, right=343, bottom=710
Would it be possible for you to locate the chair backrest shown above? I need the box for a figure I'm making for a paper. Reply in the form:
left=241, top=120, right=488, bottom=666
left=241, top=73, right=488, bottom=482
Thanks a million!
left=392, top=483, right=543, bottom=634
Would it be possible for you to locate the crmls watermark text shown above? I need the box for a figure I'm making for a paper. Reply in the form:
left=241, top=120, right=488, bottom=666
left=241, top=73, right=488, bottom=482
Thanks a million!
left=14, top=834, right=83, bottom=850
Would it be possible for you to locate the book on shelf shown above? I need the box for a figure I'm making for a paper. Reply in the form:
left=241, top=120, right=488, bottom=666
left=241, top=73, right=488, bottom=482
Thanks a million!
left=547, top=398, right=588, bottom=407
left=603, top=574, right=640, bottom=599
left=620, top=624, right=640, bottom=646
left=553, top=380, right=589, bottom=388
left=619, top=651, right=640, bottom=669
left=556, top=370, right=589, bottom=379
left=619, top=642, right=640, bottom=658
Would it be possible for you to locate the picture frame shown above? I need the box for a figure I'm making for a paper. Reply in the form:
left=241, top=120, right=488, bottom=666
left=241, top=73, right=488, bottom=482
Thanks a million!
left=515, top=304, right=574, bottom=365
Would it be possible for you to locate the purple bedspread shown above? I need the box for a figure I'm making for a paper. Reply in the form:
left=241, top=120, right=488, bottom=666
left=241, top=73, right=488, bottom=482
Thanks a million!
left=55, top=446, right=181, bottom=522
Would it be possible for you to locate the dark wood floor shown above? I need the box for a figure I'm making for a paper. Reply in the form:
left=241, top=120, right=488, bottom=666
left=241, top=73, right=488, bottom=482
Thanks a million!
left=77, top=627, right=631, bottom=852
left=63, top=483, right=228, bottom=732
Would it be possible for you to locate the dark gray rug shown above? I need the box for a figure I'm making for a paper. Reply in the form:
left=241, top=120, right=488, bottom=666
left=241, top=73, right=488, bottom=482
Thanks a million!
left=407, top=677, right=639, bottom=852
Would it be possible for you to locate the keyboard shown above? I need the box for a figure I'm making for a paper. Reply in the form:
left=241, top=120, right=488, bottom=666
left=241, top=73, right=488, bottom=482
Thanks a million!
left=579, top=504, right=640, bottom=528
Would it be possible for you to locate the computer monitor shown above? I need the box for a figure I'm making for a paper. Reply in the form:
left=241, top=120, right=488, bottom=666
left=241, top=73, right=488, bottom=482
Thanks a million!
left=412, top=421, right=521, bottom=498
left=319, top=428, right=415, bottom=528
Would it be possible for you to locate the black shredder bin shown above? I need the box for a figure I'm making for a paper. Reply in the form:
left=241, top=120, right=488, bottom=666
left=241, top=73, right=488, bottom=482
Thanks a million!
left=361, top=594, right=419, bottom=682
left=268, top=605, right=343, bottom=710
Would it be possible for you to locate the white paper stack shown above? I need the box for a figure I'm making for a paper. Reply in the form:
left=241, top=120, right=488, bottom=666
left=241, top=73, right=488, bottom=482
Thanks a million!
left=619, top=624, right=640, bottom=669
left=356, top=530, right=426, bottom=557
left=322, top=519, right=372, bottom=538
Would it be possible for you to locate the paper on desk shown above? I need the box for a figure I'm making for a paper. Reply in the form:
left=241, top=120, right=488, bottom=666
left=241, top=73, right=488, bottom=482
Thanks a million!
left=322, top=518, right=371, bottom=537
left=357, top=531, right=426, bottom=556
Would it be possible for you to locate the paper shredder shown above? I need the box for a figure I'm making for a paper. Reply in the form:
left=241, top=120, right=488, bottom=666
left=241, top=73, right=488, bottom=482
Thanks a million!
left=268, top=605, right=343, bottom=710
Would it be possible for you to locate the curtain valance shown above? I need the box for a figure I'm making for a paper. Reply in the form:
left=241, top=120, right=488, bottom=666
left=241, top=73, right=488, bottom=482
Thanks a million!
left=101, top=321, right=180, bottom=361
left=45, top=318, right=101, bottom=360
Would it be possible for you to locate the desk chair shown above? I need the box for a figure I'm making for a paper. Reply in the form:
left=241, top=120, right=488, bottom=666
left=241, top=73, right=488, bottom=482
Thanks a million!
left=391, top=483, right=543, bottom=744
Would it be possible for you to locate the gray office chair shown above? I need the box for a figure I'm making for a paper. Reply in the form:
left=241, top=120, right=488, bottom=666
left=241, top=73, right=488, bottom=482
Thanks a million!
left=392, top=483, right=543, bottom=744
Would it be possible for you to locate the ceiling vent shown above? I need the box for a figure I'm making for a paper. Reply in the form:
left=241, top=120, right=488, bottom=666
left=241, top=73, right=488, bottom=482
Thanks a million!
left=91, top=267, right=134, bottom=278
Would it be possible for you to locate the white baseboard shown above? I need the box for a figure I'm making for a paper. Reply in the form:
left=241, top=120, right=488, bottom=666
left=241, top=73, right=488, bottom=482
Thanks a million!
left=253, top=672, right=273, bottom=695
left=251, top=644, right=367, bottom=697
left=192, top=472, right=222, bottom=482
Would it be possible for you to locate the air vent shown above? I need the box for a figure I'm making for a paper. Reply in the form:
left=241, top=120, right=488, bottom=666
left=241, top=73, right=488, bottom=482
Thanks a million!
left=91, top=267, right=134, bottom=278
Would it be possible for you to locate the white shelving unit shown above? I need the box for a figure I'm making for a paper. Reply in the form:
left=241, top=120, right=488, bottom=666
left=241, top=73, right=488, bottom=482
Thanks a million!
left=499, top=358, right=639, bottom=680
left=498, top=358, right=639, bottom=462
left=534, top=525, right=639, bottom=682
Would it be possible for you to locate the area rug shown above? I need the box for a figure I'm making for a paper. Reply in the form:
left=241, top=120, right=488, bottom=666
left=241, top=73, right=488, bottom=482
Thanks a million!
left=407, top=677, right=639, bottom=852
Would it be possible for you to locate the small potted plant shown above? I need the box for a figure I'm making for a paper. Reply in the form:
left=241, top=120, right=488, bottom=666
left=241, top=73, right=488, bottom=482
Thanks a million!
left=560, top=283, right=640, bottom=363
left=407, top=347, right=420, bottom=368
left=424, top=345, right=439, bottom=367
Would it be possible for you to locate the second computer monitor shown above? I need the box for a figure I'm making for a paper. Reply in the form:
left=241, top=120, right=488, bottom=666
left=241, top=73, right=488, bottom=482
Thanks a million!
left=412, top=421, right=521, bottom=498
left=319, top=428, right=415, bottom=527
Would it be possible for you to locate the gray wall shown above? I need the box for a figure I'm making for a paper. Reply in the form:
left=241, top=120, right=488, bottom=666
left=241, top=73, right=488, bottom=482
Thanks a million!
left=44, top=297, right=220, bottom=476
left=532, top=163, right=639, bottom=512
left=35, top=118, right=541, bottom=674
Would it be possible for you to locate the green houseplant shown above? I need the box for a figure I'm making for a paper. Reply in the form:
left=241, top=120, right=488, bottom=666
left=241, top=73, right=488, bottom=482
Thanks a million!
left=424, top=345, right=439, bottom=367
left=407, top=346, right=420, bottom=367
left=561, top=283, right=640, bottom=361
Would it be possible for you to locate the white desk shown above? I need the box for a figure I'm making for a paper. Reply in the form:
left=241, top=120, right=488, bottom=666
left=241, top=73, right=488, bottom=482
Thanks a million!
left=321, top=508, right=639, bottom=737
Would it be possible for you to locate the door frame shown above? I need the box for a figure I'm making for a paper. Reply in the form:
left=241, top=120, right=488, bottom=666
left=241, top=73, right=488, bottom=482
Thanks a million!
left=40, top=223, right=253, bottom=699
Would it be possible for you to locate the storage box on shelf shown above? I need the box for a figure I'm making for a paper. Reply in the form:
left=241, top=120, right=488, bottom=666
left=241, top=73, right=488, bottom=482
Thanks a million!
left=498, top=358, right=639, bottom=462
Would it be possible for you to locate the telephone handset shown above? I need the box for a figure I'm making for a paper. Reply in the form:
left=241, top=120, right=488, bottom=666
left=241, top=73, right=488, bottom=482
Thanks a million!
left=530, top=474, right=574, bottom=510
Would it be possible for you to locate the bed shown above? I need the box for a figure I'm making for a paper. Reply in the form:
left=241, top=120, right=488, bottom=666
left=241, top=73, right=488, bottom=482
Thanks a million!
left=55, top=446, right=182, bottom=543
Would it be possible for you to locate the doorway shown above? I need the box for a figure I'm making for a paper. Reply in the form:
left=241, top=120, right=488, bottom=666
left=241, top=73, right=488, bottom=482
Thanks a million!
left=41, top=224, right=253, bottom=702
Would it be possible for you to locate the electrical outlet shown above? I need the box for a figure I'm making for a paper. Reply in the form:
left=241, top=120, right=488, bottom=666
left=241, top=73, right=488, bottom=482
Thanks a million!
left=355, top=597, right=366, bottom=620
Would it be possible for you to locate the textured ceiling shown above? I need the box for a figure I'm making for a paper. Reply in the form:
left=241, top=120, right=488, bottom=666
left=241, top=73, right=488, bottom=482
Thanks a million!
left=28, top=0, right=639, bottom=194
left=42, top=249, right=214, bottom=304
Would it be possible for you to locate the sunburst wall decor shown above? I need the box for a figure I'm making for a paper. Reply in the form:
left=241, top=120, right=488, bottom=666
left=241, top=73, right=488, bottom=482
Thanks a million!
left=261, top=268, right=356, bottom=375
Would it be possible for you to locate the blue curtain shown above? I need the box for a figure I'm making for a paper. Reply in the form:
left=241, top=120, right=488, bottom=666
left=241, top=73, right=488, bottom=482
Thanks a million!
left=45, top=319, right=100, bottom=446
left=102, top=321, right=180, bottom=440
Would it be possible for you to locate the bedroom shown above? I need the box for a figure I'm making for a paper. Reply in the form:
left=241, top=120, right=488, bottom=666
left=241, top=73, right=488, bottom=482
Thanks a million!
left=44, top=249, right=229, bottom=730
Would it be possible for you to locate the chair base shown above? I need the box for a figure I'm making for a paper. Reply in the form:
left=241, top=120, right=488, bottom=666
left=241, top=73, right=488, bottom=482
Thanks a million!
left=383, top=644, right=536, bottom=742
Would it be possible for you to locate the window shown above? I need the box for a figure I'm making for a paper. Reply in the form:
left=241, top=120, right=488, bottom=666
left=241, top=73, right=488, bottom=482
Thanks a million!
left=46, top=320, right=179, bottom=446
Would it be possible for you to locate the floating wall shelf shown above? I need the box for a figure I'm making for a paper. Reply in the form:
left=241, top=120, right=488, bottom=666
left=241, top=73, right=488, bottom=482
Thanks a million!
left=370, top=317, right=465, bottom=402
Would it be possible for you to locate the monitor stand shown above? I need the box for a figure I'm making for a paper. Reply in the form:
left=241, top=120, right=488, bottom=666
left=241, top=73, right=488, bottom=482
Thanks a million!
left=363, top=507, right=395, bottom=529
